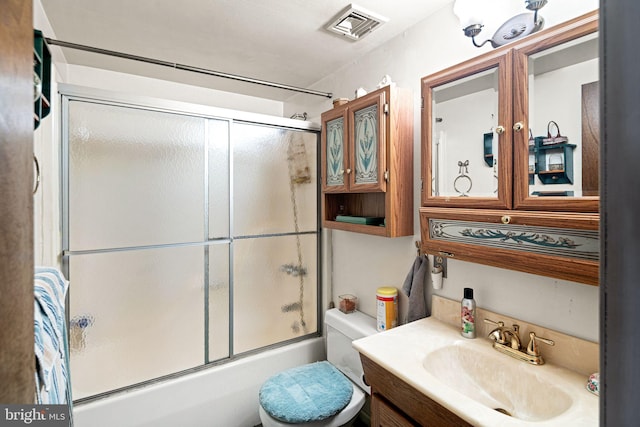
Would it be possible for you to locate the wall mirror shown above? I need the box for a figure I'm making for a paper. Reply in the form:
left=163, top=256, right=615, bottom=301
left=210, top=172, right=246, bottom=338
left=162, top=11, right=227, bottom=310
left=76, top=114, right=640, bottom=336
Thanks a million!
left=527, top=32, right=599, bottom=196
left=432, top=68, right=498, bottom=197
left=513, top=20, right=599, bottom=212
left=422, top=52, right=512, bottom=209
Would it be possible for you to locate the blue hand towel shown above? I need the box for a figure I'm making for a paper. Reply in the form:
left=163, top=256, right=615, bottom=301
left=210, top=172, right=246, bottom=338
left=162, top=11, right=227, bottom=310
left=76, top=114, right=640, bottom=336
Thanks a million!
left=401, top=255, right=429, bottom=322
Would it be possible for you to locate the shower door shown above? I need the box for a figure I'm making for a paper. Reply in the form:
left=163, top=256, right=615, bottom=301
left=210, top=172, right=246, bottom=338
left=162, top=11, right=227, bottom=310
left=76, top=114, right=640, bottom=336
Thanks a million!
left=63, top=95, right=319, bottom=400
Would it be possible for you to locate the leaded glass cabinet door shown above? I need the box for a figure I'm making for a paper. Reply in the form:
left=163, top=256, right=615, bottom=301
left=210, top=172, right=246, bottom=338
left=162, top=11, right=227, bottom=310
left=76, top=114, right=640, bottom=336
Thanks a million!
left=348, top=89, right=387, bottom=192
left=321, top=105, right=349, bottom=193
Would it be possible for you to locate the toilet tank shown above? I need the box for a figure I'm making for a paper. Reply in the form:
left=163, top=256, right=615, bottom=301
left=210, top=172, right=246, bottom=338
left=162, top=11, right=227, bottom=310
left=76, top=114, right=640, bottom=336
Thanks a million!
left=325, top=308, right=377, bottom=394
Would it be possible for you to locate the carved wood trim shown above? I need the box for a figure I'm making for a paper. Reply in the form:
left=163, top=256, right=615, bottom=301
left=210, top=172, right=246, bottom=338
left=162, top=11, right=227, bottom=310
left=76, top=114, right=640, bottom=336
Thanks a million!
left=420, top=207, right=599, bottom=285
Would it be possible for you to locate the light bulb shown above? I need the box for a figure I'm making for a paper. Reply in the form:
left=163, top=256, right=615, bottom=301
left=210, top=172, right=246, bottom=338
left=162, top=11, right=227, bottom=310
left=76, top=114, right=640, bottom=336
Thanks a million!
left=453, top=0, right=485, bottom=28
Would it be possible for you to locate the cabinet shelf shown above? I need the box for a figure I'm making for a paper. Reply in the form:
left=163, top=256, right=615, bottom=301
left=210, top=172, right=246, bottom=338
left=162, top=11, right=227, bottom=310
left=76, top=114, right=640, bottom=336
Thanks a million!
left=538, top=170, right=566, bottom=174
left=323, top=220, right=389, bottom=237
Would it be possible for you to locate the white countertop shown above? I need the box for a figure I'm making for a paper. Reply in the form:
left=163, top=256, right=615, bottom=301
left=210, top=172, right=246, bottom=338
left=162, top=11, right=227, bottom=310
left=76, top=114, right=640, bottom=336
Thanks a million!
left=353, top=317, right=599, bottom=426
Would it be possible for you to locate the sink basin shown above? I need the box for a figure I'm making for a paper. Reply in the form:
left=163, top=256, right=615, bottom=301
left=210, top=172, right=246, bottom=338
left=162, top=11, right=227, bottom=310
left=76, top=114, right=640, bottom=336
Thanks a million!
left=353, top=316, right=597, bottom=426
left=423, top=343, right=572, bottom=421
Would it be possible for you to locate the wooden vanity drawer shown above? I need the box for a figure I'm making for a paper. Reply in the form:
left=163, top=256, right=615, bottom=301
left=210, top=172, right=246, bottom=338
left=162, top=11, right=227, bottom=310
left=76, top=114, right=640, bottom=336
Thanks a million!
left=361, top=354, right=473, bottom=427
left=419, top=207, right=599, bottom=285
left=372, top=393, right=420, bottom=427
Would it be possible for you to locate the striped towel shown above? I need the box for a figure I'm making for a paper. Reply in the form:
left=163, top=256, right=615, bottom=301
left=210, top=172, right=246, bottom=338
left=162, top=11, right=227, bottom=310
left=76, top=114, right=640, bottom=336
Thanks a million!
left=34, top=267, right=71, bottom=406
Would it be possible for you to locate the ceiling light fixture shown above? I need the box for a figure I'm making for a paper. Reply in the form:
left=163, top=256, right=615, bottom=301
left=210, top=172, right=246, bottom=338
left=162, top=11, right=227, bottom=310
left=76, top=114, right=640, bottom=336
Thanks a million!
left=325, top=4, right=388, bottom=41
left=453, top=0, right=548, bottom=48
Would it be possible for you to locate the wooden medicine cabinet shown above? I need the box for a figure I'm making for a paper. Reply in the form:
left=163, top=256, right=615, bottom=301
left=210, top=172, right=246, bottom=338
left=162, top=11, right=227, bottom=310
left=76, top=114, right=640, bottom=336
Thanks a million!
left=420, top=11, right=600, bottom=285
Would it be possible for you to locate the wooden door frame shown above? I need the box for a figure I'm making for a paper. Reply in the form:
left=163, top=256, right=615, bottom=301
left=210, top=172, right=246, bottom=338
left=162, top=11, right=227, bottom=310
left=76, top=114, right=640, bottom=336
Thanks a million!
left=600, top=0, right=640, bottom=424
left=0, top=0, right=35, bottom=403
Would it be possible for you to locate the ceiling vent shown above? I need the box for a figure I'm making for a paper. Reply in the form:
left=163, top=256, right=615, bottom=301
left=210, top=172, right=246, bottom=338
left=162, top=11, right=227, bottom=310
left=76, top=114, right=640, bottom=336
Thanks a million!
left=325, top=4, right=389, bottom=41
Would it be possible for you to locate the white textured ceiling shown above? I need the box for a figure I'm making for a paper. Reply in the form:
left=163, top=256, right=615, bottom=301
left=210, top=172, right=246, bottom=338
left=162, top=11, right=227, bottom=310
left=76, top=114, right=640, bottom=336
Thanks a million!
left=41, top=0, right=454, bottom=101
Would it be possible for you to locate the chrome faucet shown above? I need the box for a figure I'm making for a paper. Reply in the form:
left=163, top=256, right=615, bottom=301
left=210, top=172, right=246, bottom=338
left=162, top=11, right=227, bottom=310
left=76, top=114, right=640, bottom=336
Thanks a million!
left=484, top=318, right=554, bottom=365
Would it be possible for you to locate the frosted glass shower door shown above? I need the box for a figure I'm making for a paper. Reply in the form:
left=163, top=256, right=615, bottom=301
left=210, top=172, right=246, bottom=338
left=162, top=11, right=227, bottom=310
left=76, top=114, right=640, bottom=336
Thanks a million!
left=69, top=246, right=205, bottom=399
left=64, top=95, right=320, bottom=399
left=66, top=100, right=208, bottom=398
left=232, top=124, right=318, bottom=353
left=67, top=101, right=206, bottom=250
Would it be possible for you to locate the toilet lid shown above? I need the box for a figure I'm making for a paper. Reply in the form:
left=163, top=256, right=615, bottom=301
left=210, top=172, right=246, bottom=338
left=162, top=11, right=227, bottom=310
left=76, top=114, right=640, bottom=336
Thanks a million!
left=259, top=361, right=353, bottom=423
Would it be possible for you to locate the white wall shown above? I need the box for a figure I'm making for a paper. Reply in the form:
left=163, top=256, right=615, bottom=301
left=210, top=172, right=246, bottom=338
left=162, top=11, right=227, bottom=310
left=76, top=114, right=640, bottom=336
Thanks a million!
left=286, top=1, right=600, bottom=342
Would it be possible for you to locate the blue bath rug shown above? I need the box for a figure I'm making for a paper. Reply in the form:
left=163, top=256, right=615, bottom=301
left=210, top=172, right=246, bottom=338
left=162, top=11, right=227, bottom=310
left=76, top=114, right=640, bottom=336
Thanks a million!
left=259, top=361, right=353, bottom=423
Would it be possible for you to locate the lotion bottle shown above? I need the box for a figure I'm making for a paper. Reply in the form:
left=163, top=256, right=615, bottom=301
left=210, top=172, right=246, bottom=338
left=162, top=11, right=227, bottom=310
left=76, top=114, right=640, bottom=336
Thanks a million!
left=461, top=287, right=476, bottom=339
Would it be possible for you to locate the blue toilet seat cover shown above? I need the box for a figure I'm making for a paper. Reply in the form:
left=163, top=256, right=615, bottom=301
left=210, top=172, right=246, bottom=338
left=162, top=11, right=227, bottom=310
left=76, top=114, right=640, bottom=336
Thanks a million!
left=259, top=361, right=354, bottom=423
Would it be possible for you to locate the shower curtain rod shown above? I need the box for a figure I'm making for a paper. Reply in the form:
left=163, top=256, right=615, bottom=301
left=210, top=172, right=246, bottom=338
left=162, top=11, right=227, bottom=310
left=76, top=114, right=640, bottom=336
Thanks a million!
left=45, top=38, right=334, bottom=99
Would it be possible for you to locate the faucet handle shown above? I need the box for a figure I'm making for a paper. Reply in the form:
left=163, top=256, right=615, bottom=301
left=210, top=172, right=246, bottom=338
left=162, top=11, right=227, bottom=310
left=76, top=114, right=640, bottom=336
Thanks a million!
left=526, top=332, right=555, bottom=357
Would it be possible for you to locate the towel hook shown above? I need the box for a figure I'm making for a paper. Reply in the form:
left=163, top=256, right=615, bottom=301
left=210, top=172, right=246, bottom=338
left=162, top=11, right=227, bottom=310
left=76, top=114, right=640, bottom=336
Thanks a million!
left=415, top=240, right=422, bottom=256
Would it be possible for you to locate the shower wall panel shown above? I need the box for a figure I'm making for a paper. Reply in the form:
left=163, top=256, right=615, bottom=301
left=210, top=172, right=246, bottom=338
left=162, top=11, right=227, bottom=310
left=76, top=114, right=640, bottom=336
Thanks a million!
left=208, top=242, right=230, bottom=362
left=68, top=101, right=206, bottom=251
left=233, top=235, right=318, bottom=354
left=232, top=124, right=318, bottom=353
left=208, top=119, right=230, bottom=240
left=69, top=245, right=205, bottom=399
left=233, top=124, right=318, bottom=236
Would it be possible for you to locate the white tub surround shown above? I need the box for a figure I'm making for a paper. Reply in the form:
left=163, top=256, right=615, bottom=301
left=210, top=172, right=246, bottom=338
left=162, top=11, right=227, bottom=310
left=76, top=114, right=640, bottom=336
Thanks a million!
left=73, top=338, right=324, bottom=427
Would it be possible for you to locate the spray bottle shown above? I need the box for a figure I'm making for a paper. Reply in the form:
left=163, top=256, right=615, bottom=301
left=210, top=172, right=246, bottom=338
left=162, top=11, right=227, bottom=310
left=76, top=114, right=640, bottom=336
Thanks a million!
left=461, top=287, right=476, bottom=339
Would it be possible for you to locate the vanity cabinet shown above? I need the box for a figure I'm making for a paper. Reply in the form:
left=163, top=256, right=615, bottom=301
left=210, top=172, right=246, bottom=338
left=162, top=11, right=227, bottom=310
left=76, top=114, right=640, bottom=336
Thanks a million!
left=361, top=354, right=473, bottom=427
left=321, top=85, right=413, bottom=237
left=419, top=11, right=600, bottom=285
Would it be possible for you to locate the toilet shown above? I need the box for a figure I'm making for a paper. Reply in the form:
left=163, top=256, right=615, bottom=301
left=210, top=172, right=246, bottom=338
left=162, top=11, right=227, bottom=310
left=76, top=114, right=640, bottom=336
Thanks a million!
left=258, top=308, right=377, bottom=427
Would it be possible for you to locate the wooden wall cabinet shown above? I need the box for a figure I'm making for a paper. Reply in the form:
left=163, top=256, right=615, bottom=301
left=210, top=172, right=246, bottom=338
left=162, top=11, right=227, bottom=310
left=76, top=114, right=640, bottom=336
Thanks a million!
left=361, top=354, right=473, bottom=427
left=321, top=85, right=413, bottom=237
left=420, top=11, right=600, bottom=285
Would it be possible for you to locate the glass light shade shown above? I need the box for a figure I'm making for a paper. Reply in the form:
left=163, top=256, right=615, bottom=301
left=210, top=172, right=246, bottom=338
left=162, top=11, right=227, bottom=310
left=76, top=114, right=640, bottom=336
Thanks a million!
left=454, top=0, right=526, bottom=35
left=453, top=0, right=486, bottom=28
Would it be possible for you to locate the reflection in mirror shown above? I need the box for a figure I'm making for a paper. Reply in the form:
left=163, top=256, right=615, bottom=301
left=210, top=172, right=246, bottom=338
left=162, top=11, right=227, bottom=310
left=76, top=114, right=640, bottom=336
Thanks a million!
left=432, top=67, right=499, bottom=198
left=527, top=32, right=599, bottom=197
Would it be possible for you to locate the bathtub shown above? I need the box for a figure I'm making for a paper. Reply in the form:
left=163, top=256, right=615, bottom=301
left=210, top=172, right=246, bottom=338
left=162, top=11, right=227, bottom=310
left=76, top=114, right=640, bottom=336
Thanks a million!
left=73, top=338, right=325, bottom=427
